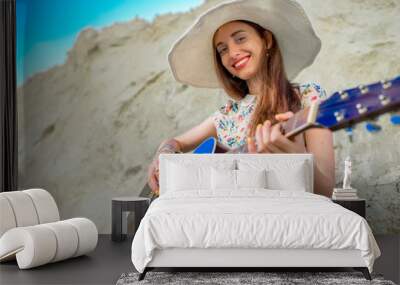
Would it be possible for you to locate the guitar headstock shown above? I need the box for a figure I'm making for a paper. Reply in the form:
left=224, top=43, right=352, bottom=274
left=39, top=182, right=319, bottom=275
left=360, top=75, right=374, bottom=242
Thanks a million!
left=317, top=75, right=400, bottom=130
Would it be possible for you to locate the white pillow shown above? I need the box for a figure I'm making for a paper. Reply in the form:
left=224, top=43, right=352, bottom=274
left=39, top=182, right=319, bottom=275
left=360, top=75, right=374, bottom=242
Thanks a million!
left=266, top=161, right=307, bottom=191
left=238, top=159, right=309, bottom=192
left=211, top=168, right=267, bottom=190
left=211, top=168, right=236, bottom=190
left=165, top=159, right=236, bottom=192
left=236, top=169, right=267, bottom=189
left=167, top=161, right=210, bottom=191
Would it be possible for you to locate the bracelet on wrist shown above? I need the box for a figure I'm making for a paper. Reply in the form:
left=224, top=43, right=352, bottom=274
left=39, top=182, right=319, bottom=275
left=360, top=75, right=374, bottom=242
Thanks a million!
left=157, top=139, right=183, bottom=154
left=158, top=149, right=183, bottom=154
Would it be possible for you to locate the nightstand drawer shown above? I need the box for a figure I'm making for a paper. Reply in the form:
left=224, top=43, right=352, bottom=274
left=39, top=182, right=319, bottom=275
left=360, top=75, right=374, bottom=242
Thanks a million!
left=332, top=199, right=366, bottom=218
left=111, top=197, right=151, bottom=242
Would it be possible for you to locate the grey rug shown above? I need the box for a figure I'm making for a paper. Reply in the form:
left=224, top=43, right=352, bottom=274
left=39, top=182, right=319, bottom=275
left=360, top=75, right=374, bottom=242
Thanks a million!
left=116, top=271, right=396, bottom=285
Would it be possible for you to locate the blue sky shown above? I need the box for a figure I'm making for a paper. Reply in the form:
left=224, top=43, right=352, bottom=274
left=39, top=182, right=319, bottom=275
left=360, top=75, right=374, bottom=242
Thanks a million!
left=16, top=0, right=203, bottom=86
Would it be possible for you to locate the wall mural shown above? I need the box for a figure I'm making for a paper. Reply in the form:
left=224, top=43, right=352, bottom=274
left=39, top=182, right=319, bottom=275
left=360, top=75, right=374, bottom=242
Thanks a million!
left=17, top=0, right=400, bottom=234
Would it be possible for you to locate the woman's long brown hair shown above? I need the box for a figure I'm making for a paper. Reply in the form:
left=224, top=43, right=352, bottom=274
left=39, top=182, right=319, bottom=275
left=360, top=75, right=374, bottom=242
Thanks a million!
left=213, top=20, right=301, bottom=138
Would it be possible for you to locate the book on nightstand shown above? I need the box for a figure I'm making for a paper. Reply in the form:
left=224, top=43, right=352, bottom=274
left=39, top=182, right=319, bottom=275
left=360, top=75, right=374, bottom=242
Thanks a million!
left=332, top=188, right=359, bottom=200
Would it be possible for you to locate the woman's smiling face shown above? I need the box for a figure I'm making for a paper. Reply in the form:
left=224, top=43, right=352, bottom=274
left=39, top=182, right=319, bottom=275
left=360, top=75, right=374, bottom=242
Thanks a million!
left=213, top=21, right=267, bottom=81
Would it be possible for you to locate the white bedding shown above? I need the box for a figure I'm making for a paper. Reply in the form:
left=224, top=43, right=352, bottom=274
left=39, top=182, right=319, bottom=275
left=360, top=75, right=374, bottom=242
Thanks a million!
left=131, top=190, right=381, bottom=273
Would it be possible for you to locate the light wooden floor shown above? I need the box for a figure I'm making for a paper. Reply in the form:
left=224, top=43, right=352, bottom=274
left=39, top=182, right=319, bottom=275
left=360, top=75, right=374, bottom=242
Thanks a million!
left=0, top=234, right=398, bottom=285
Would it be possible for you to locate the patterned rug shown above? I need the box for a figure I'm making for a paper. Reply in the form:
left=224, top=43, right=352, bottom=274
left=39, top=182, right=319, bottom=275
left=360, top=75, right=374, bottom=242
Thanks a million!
left=116, top=271, right=396, bottom=285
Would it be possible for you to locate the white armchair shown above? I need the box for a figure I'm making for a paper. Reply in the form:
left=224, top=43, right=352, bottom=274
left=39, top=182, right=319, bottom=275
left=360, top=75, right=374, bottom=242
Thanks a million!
left=0, top=188, right=98, bottom=269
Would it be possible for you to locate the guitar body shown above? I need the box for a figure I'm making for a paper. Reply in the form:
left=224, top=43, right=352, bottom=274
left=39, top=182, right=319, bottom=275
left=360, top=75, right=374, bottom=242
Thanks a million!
left=192, top=136, right=232, bottom=154
left=192, top=137, right=217, bottom=154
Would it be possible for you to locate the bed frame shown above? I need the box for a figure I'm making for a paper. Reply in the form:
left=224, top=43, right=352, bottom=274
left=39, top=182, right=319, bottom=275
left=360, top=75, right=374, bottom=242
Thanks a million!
left=137, top=154, right=372, bottom=281
left=138, top=248, right=371, bottom=280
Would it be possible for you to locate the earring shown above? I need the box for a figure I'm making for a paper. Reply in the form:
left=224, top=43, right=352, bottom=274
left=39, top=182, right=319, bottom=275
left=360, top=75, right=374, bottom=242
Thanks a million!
left=266, top=48, right=270, bottom=57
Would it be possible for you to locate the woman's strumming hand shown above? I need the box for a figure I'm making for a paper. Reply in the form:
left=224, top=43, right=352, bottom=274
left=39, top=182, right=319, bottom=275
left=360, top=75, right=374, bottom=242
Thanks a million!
left=147, top=156, right=160, bottom=196
left=147, top=139, right=183, bottom=196
left=247, top=111, right=307, bottom=154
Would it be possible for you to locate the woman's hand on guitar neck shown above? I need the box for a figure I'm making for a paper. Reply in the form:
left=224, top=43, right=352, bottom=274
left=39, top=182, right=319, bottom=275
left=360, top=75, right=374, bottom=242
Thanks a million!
left=247, top=111, right=307, bottom=154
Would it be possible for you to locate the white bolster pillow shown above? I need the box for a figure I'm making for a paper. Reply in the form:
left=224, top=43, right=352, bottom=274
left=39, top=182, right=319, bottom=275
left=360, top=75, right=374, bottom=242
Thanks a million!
left=42, top=221, right=79, bottom=262
left=0, top=225, right=57, bottom=269
left=0, top=191, right=39, bottom=227
left=0, top=218, right=98, bottom=269
left=23, top=189, right=60, bottom=223
left=0, top=189, right=59, bottom=238
left=0, top=196, right=17, bottom=237
left=64, top=218, right=98, bottom=257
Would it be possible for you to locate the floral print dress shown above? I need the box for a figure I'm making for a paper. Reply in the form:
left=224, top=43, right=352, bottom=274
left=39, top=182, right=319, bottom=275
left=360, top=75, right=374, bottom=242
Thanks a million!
left=211, top=82, right=328, bottom=150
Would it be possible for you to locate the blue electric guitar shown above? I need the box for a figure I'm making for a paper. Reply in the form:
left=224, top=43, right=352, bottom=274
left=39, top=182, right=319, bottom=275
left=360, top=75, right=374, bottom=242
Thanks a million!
left=194, top=75, right=400, bottom=154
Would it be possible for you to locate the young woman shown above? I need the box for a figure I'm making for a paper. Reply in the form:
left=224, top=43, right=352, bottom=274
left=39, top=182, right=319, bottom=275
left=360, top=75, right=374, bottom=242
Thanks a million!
left=147, top=0, right=335, bottom=198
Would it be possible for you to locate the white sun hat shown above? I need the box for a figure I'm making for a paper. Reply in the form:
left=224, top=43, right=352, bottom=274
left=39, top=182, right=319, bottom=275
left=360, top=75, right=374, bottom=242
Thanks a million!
left=168, top=0, right=321, bottom=89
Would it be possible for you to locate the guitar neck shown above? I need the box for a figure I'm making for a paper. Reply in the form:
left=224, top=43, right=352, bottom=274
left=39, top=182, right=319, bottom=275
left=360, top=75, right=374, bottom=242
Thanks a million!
left=281, top=102, right=320, bottom=138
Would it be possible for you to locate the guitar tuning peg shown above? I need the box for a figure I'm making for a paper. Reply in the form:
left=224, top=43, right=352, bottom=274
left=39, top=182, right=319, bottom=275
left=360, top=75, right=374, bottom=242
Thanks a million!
left=338, top=90, right=348, bottom=100
left=334, top=110, right=345, bottom=122
left=345, top=126, right=353, bottom=143
left=359, top=84, right=369, bottom=94
left=390, top=114, right=400, bottom=125
left=356, top=103, right=368, bottom=114
left=378, top=94, right=390, bottom=106
left=380, top=79, right=392, bottom=89
left=365, top=122, right=381, bottom=133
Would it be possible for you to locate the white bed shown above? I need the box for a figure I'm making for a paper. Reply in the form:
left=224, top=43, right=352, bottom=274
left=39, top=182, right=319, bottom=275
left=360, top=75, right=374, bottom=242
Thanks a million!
left=131, top=154, right=381, bottom=281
